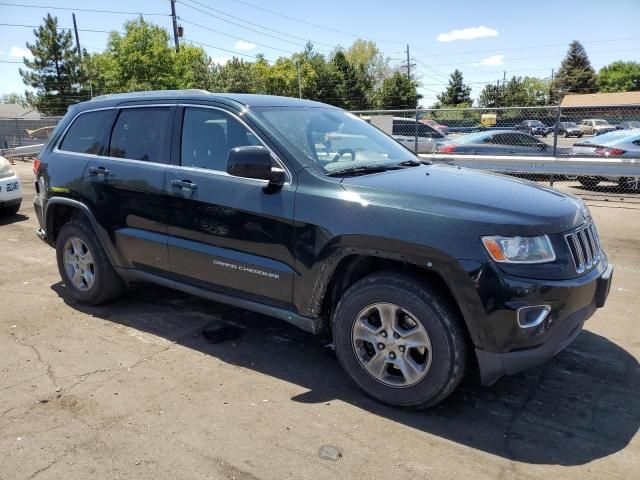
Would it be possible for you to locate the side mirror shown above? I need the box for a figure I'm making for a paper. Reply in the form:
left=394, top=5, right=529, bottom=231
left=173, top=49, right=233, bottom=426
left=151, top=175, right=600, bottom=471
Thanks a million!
left=227, top=146, right=285, bottom=186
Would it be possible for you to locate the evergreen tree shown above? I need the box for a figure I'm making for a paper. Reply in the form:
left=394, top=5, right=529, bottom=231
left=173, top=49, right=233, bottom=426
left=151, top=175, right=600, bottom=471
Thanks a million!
left=550, top=41, right=597, bottom=102
left=436, top=69, right=472, bottom=107
left=374, top=72, right=421, bottom=109
left=19, top=14, right=88, bottom=115
left=332, top=51, right=369, bottom=110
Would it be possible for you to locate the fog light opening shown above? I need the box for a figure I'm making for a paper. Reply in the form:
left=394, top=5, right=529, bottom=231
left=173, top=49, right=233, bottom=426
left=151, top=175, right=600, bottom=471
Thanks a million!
left=517, top=305, right=551, bottom=329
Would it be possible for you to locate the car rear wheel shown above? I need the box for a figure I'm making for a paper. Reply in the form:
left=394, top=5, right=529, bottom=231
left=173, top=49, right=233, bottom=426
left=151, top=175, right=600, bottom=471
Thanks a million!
left=618, top=177, right=640, bottom=192
left=56, top=220, right=124, bottom=305
left=578, top=177, right=601, bottom=188
left=332, top=272, right=467, bottom=409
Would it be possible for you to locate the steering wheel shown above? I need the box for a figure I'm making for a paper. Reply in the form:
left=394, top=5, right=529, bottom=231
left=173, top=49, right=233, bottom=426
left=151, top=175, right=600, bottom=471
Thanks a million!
left=331, top=148, right=356, bottom=162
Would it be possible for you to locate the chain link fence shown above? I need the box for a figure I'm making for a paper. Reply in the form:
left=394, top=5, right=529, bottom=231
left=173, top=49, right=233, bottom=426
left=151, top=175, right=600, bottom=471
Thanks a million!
left=0, top=116, right=62, bottom=161
left=352, top=105, right=640, bottom=198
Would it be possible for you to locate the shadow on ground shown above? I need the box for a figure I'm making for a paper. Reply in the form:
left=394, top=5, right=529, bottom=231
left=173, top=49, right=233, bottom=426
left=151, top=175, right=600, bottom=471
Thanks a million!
left=52, top=282, right=640, bottom=466
left=0, top=212, right=29, bottom=226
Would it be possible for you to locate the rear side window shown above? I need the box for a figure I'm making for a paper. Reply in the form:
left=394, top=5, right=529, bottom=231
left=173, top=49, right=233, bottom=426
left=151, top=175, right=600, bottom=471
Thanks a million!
left=58, top=110, right=113, bottom=154
left=109, top=108, right=170, bottom=162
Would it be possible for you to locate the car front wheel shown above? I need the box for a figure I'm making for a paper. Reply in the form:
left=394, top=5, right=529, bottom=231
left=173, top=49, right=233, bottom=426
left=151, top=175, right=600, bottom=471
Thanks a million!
left=332, top=272, right=467, bottom=409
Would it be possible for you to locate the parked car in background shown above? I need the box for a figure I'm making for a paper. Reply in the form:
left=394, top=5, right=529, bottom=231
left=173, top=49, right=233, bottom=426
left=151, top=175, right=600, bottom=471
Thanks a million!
left=0, top=155, right=21, bottom=215
left=369, top=115, right=444, bottom=153
left=615, top=121, right=640, bottom=130
left=579, top=119, right=616, bottom=136
left=558, top=121, right=583, bottom=138
left=420, top=118, right=449, bottom=136
left=438, top=130, right=560, bottom=155
left=515, top=120, right=551, bottom=137
left=571, top=129, right=640, bottom=191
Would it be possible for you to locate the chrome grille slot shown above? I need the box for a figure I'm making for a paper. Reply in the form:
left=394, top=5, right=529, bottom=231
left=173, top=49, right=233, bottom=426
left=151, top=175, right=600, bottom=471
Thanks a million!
left=566, top=222, right=601, bottom=274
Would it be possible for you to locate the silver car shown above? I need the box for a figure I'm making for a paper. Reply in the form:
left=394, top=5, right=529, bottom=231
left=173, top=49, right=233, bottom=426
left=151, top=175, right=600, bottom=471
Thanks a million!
left=571, top=129, right=640, bottom=191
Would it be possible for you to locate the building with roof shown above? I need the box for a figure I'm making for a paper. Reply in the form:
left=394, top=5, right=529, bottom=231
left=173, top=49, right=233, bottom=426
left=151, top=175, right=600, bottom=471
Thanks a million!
left=561, top=91, right=640, bottom=107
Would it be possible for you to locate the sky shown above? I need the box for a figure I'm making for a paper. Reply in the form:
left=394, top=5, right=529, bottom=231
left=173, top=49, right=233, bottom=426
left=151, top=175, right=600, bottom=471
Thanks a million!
left=1, top=0, right=639, bottom=106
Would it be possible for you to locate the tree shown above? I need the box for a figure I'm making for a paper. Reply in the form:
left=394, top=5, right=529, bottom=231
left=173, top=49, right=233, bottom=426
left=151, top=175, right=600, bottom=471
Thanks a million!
left=343, top=39, right=389, bottom=88
left=215, top=58, right=255, bottom=93
left=477, top=82, right=501, bottom=108
left=332, top=51, right=369, bottom=109
left=19, top=14, right=88, bottom=115
left=374, top=71, right=421, bottom=109
left=0, top=93, right=27, bottom=106
left=436, top=70, right=472, bottom=107
left=550, top=40, right=597, bottom=102
left=598, top=61, right=640, bottom=92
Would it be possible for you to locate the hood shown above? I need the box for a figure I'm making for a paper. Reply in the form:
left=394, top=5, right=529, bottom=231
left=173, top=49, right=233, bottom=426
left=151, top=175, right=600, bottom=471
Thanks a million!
left=341, top=164, right=585, bottom=234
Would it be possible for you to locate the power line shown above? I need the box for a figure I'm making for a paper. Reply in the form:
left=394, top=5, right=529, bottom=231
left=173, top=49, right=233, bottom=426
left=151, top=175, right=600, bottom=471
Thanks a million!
left=222, top=0, right=405, bottom=45
left=177, top=0, right=329, bottom=53
left=182, top=38, right=258, bottom=60
left=179, top=18, right=297, bottom=55
left=179, top=0, right=336, bottom=49
left=0, top=1, right=169, bottom=16
left=0, top=22, right=117, bottom=34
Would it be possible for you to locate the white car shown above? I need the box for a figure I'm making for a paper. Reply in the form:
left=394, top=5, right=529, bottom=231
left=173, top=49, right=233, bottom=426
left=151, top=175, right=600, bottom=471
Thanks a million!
left=0, top=155, right=22, bottom=215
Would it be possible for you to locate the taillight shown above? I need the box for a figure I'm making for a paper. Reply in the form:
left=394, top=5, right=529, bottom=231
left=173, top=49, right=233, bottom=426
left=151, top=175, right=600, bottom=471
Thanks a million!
left=439, top=144, right=456, bottom=153
left=594, top=147, right=626, bottom=156
left=33, top=158, right=41, bottom=175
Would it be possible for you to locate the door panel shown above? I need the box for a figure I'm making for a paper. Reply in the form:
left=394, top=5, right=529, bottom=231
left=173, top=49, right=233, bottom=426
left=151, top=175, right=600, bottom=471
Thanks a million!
left=83, top=106, right=174, bottom=272
left=166, top=106, right=296, bottom=306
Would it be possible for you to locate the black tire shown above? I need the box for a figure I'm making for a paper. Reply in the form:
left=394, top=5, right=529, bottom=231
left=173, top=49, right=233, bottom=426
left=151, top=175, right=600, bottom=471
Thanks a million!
left=332, top=272, right=467, bottom=409
left=55, top=219, right=124, bottom=305
left=578, top=133, right=583, bottom=138
left=578, top=177, right=600, bottom=188
left=1, top=202, right=20, bottom=216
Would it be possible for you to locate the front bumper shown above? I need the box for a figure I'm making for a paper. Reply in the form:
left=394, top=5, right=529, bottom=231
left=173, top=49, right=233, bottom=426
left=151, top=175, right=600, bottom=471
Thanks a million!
left=0, top=174, right=21, bottom=206
left=474, top=262, right=613, bottom=385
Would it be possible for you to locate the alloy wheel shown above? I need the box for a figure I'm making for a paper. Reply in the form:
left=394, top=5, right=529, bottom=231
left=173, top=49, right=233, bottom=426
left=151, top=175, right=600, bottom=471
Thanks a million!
left=63, top=236, right=95, bottom=291
left=351, top=303, right=432, bottom=388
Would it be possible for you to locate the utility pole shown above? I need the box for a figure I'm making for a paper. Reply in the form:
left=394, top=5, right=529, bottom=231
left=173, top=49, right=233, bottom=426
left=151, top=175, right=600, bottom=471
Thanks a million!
left=296, top=61, right=302, bottom=99
left=551, top=68, right=554, bottom=82
left=72, top=13, right=81, bottom=55
left=503, top=70, right=506, bottom=86
left=72, top=13, right=93, bottom=98
left=170, top=0, right=180, bottom=52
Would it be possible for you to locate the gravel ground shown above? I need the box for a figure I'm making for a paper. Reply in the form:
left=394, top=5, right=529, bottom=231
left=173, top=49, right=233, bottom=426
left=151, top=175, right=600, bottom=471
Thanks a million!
left=1, top=160, right=638, bottom=480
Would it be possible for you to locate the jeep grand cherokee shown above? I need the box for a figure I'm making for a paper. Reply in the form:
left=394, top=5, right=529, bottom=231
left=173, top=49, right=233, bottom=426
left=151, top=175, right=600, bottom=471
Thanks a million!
left=33, top=90, right=613, bottom=408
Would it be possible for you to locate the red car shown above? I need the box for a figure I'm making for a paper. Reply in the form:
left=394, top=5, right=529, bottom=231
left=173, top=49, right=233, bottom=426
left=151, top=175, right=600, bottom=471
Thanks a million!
left=420, top=119, right=449, bottom=136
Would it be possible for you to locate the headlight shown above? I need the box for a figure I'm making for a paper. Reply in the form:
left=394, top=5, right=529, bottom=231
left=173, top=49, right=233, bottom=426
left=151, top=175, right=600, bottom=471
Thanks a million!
left=0, top=158, right=16, bottom=179
left=482, top=235, right=556, bottom=263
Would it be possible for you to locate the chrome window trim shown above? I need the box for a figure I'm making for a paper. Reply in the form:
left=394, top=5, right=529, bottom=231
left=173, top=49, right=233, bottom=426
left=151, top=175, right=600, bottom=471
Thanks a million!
left=176, top=103, right=292, bottom=184
left=52, top=103, right=293, bottom=185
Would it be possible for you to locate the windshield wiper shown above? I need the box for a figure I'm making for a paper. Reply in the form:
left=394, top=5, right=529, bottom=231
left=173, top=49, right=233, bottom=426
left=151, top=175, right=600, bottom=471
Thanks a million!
left=395, top=159, right=423, bottom=167
left=326, top=165, right=403, bottom=177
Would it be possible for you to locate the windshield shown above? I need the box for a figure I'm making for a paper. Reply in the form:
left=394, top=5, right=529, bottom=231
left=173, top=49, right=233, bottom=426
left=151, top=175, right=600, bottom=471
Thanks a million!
left=251, top=107, right=416, bottom=173
left=594, top=120, right=610, bottom=126
left=529, top=121, right=544, bottom=126
left=563, top=122, right=578, bottom=128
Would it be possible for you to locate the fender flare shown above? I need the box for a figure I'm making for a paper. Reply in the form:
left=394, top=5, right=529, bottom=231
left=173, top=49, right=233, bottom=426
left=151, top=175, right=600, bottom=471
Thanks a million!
left=45, top=197, right=122, bottom=267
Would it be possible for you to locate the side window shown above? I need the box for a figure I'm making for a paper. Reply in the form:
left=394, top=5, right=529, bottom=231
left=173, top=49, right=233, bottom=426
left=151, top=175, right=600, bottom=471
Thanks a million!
left=512, top=133, right=540, bottom=146
left=109, top=108, right=170, bottom=162
left=181, top=107, right=260, bottom=171
left=58, top=110, right=113, bottom=155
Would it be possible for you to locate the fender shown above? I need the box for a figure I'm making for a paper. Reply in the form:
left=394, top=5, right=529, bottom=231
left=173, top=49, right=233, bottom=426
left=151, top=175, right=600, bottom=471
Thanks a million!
left=45, top=197, right=124, bottom=268
left=296, top=236, right=488, bottom=347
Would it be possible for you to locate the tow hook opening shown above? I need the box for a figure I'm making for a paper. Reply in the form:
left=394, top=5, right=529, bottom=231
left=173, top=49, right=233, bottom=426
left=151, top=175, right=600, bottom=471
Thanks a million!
left=517, top=305, right=551, bottom=329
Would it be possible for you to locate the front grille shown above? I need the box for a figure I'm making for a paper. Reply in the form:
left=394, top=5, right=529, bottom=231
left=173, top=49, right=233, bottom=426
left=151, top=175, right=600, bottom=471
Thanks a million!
left=565, top=222, right=601, bottom=274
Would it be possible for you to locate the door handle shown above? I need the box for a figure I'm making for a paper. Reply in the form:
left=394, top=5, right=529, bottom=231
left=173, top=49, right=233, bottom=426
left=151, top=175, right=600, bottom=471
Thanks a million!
left=88, top=166, right=110, bottom=176
left=171, top=179, right=198, bottom=191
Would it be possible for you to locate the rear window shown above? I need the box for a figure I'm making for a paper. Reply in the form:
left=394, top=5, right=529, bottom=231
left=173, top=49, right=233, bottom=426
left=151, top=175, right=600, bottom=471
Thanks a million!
left=58, top=110, right=113, bottom=154
left=109, top=108, right=170, bottom=162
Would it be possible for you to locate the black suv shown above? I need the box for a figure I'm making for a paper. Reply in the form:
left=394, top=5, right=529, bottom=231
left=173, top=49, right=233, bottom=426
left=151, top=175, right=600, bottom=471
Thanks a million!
left=33, top=91, right=613, bottom=408
left=515, top=120, right=551, bottom=137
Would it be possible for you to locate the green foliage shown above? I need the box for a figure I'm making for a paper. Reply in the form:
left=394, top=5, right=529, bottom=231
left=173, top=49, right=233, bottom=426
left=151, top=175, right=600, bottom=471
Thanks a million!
left=478, top=76, right=550, bottom=107
left=436, top=70, right=472, bottom=107
left=19, top=14, right=88, bottom=115
left=374, top=72, right=421, bottom=109
left=598, top=61, right=640, bottom=92
left=24, top=17, right=420, bottom=110
left=0, top=93, right=27, bottom=106
left=550, top=40, right=598, bottom=102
